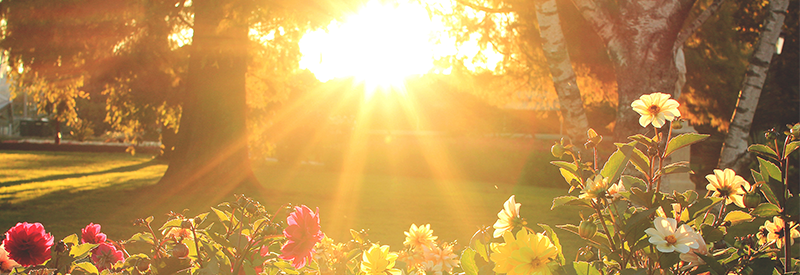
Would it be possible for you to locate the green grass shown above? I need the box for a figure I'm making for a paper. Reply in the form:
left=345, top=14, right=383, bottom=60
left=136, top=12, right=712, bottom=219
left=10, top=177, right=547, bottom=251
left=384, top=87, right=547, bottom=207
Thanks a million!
left=0, top=150, right=583, bottom=259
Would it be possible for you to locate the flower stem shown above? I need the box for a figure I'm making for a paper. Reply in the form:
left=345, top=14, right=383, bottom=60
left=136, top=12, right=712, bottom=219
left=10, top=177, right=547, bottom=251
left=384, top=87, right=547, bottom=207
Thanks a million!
left=591, top=200, right=616, bottom=251
left=781, top=135, right=792, bottom=273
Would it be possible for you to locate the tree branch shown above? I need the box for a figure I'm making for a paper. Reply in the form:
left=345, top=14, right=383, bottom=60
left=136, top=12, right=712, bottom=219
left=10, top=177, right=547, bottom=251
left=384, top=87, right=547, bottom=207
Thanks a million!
left=673, top=0, right=726, bottom=52
left=569, top=0, right=617, bottom=44
left=455, top=0, right=514, bottom=14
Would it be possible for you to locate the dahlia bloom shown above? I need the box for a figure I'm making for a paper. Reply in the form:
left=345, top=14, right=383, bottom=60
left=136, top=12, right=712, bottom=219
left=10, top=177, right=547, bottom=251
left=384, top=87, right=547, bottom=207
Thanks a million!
left=607, top=181, right=626, bottom=200
left=705, top=168, right=750, bottom=208
left=420, top=242, right=459, bottom=275
left=758, top=216, right=800, bottom=248
left=81, top=223, right=107, bottom=244
left=0, top=244, right=20, bottom=273
left=280, top=205, right=324, bottom=269
left=645, top=217, right=699, bottom=253
left=493, top=195, right=522, bottom=238
left=679, top=231, right=709, bottom=266
left=91, top=243, right=124, bottom=272
left=631, top=92, right=681, bottom=128
left=2, top=222, right=54, bottom=266
left=491, top=229, right=557, bottom=275
left=360, top=244, right=401, bottom=275
left=579, top=175, right=608, bottom=200
left=403, top=224, right=437, bottom=248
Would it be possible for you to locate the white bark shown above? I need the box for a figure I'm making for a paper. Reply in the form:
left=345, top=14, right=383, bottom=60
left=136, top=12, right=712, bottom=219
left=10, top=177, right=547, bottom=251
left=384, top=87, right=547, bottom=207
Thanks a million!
left=718, top=0, right=789, bottom=172
left=534, top=0, right=588, bottom=145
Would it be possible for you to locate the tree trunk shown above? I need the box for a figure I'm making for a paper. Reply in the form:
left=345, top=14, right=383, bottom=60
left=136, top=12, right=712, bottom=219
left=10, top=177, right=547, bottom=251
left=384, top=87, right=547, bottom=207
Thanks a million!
left=157, top=0, right=261, bottom=201
left=570, top=0, right=696, bottom=142
left=534, top=0, right=589, bottom=146
left=718, top=0, right=789, bottom=173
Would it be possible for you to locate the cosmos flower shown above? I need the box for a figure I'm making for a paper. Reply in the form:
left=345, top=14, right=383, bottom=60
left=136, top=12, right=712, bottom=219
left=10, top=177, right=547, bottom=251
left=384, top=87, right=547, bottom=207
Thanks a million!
left=403, top=224, right=437, bottom=248
left=645, top=217, right=699, bottom=253
left=631, top=92, right=681, bottom=128
left=2, top=222, right=53, bottom=266
left=280, top=205, right=324, bottom=269
left=360, top=244, right=401, bottom=275
left=758, top=216, right=800, bottom=248
left=705, top=168, right=750, bottom=208
left=493, top=195, right=522, bottom=238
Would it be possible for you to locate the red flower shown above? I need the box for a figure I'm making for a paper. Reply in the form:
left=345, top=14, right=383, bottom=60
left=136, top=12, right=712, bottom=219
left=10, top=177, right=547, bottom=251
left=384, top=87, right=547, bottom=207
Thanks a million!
left=2, top=222, right=54, bottom=266
left=81, top=223, right=107, bottom=244
left=280, top=206, right=324, bottom=269
left=91, top=243, right=124, bottom=272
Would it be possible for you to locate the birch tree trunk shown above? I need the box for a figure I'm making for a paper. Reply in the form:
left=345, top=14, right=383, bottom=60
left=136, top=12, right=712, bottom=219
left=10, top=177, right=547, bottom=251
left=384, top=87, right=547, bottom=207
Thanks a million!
left=534, top=0, right=589, bottom=145
left=718, top=0, right=789, bottom=173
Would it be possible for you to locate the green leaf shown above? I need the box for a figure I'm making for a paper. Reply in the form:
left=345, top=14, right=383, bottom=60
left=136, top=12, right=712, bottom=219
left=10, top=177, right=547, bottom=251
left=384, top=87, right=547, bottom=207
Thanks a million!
left=724, top=210, right=753, bottom=225
left=757, top=157, right=784, bottom=205
left=624, top=145, right=650, bottom=175
left=70, top=243, right=98, bottom=260
left=159, top=218, right=184, bottom=232
left=664, top=133, right=709, bottom=158
left=620, top=175, right=647, bottom=191
left=473, top=239, right=489, bottom=262
left=71, top=261, right=99, bottom=275
left=660, top=161, right=692, bottom=175
left=751, top=203, right=781, bottom=218
left=749, top=144, right=778, bottom=159
left=681, top=197, right=723, bottom=223
left=460, top=249, right=478, bottom=275
left=725, top=218, right=765, bottom=239
left=573, top=261, right=602, bottom=275
left=659, top=252, right=680, bottom=271
left=628, top=134, right=656, bottom=148
left=602, top=142, right=634, bottom=183
left=551, top=161, right=581, bottom=187
left=538, top=224, right=565, bottom=265
left=62, top=234, right=79, bottom=246
left=696, top=254, right=726, bottom=275
left=785, top=141, right=800, bottom=158
left=786, top=196, right=799, bottom=220
left=211, top=207, right=232, bottom=232
left=128, top=232, right=155, bottom=245
left=551, top=196, right=591, bottom=210
left=700, top=224, right=724, bottom=243
left=624, top=208, right=657, bottom=247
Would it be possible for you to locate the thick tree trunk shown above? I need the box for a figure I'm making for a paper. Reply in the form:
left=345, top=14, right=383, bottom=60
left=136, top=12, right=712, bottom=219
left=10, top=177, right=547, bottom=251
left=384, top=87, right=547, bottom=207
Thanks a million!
left=157, top=0, right=261, bottom=201
left=718, top=0, right=789, bottom=173
left=570, top=0, right=696, bottom=142
left=534, top=0, right=589, bottom=145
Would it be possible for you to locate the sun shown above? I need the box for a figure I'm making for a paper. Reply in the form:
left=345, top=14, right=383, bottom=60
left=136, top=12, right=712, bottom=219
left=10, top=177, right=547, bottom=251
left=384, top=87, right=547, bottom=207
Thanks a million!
left=299, top=0, right=452, bottom=96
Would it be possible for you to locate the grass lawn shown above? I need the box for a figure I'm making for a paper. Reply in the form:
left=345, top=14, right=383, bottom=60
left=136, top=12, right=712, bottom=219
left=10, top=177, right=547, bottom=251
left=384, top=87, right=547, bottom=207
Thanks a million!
left=0, top=150, right=583, bottom=259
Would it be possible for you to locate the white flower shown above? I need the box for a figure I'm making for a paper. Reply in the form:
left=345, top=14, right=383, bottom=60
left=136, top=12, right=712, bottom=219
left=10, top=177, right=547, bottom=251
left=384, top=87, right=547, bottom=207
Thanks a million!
left=631, top=92, right=681, bottom=128
left=645, top=217, right=699, bottom=253
left=607, top=181, right=626, bottom=199
left=679, top=231, right=709, bottom=265
left=493, top=195, right=521, bottom=238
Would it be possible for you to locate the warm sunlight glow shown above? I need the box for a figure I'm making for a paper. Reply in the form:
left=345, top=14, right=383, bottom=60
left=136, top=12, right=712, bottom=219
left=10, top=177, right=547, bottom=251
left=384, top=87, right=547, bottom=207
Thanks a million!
left=300, top=0, right=502, bottom=96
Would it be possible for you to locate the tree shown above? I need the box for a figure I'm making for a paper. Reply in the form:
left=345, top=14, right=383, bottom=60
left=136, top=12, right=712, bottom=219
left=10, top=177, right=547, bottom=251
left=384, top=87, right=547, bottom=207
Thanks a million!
left=718, top=0, right=791, bottom=173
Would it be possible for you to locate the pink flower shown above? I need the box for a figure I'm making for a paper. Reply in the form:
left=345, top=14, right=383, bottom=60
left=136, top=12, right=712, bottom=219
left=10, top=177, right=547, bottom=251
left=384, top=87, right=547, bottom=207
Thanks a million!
left=2, top=222, right=53, bottom=266
left=91, top=243, right=124, bottom=272
left=280, top=206, right=324, bottom=269
left=0, top=244, right=20, bottom=272
left=81, top=223, right=107, bottom=244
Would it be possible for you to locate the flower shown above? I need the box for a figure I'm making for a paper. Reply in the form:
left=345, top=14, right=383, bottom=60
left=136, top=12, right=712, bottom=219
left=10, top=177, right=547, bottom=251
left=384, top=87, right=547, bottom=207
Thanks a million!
left=163, top=227, right=193, bottom=240
left=705, top=168, right=750, bottom=208
left=81, top=223, right=107, bottom=244
left=280, top=205, right=324, bottom=269
left=420, top=242, right=459, bottom=275
left=645, top=217, right=699, bottom=253
left=2, top=222, right=54, bottom=266
left=360, top=244, right=401, bottom=275
left=403, top=224, right=437, bottom=248
left=494, top=195, right=522, bottom=238
left=0, top=245, right=20, bottom=273
left=579, top=175, right=608, bottom=199
left=758, top=216, right=800, bottom=248
left=607, top=181, right=626, bottom=199
left=491, top=229, right=557, bottom=275
left=91, top=243, right=124, bottom=272
left=631, top=92, right=681, bottom=128
left=679, top=231, right=709, bottom=266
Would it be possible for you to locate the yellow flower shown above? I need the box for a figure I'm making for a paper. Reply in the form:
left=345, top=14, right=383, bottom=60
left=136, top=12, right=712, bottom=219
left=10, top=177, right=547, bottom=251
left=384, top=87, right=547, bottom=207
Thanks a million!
left=403, top=224, right=437, bottom=248
left=631, top=92, right=681, bottom=128
left=705, top=168, right=750, bottom=208
left=493, top=195, right=522, bottom=238
left=645, top=217, right=699, bottom=253
left=361, top=244, right=402, bottom=275
left=758, top=216, right=800, bottom=248
left=491, top=230, right=557, bottom=275
left=579, top=175, right=608, bottom=200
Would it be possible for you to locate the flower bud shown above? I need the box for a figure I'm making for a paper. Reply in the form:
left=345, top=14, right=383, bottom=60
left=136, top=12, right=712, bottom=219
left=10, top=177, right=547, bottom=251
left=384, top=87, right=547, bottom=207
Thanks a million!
left=181, top=219, right=193, bottom=229
left=789, top=123, right=800, bottom=140
left=672, top=119, right=683, bottom=130
left=578, top=220, right=597, bottom=239
left=551, top=143, right=566, bottom=158
left=765, top=129, right=778, bottom=141
left=647, top=146, right=658, bottom=156
left=55, top=241, right=69, bottom=253
left=137, top=258, right=151, bottom=272
left=743, top=192, right=762, bottom=208
left=172, top=243, right=190, bottom=258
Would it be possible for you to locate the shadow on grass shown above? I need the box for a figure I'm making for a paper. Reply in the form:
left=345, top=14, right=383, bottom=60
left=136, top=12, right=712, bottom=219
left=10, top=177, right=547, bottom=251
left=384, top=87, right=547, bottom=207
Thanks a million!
left=0, top=159, right=164, bottom=187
